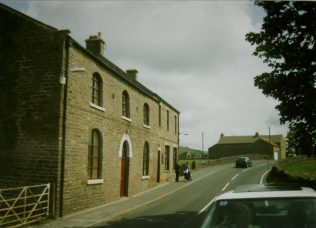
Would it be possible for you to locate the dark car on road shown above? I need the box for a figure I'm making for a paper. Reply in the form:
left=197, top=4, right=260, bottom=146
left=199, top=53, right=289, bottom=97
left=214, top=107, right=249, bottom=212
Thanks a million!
left=235, top=156, right=252, bottom=168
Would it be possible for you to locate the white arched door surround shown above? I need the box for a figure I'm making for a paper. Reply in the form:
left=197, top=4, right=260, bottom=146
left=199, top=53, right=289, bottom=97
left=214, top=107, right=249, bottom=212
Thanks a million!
left=118, top=133, right=133, bottom=158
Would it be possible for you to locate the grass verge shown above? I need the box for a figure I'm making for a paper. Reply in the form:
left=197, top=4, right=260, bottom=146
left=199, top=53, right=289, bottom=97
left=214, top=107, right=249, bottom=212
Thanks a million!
left=279, top=159, right=316, bottom=180
left=267, top=158, right=316, bottom=190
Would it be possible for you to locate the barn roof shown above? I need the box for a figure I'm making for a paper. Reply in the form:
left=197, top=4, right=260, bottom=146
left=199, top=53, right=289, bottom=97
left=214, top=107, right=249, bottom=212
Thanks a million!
left=217, top=134, right=284, bottom=145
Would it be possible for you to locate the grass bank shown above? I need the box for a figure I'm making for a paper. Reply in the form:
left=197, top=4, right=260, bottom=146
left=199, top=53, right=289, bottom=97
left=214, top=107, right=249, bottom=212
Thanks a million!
left=267, top=158, right=316, bottom=189
left=279, top=159, right=316, bottom=180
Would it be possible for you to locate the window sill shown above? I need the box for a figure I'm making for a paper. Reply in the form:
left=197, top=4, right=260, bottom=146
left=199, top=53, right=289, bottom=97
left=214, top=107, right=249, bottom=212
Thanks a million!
left=90, top=102, right=105, bottom=112
left=143, top=124, right=151, bottom=129
left=141, top=176, right=150, bottom=180
left=70, top=67, right=86, bottom=72
left=122, top=116, right=132, bottom=123
left=87, top=179, right=104, bottom=185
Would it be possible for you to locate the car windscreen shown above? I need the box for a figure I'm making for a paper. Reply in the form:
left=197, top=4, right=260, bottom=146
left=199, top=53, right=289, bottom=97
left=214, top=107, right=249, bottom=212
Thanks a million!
left=200, top=198, right=316, bottom=228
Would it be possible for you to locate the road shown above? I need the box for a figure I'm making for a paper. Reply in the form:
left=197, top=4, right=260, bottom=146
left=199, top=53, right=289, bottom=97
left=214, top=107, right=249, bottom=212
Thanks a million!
left=93, top=160, right=274, bottom=228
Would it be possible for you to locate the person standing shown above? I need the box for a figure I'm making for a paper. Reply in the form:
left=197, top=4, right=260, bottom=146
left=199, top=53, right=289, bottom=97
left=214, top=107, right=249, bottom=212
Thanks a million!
left=175, top=162, right=181, bottom=182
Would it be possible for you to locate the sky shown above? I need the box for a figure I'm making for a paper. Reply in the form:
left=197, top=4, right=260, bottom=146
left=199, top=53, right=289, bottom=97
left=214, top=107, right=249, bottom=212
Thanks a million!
left=1, top=0, right=289, bottom=151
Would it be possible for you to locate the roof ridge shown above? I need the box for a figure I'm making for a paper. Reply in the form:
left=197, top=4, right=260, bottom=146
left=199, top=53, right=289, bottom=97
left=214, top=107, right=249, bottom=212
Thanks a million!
left=218, top=134, right=283, bottom=145
left=69, top=37, right=179, bottom=113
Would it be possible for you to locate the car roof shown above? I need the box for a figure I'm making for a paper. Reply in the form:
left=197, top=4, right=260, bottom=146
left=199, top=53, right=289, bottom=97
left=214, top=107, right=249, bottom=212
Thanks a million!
left=215, top=184, right=316, bottom=200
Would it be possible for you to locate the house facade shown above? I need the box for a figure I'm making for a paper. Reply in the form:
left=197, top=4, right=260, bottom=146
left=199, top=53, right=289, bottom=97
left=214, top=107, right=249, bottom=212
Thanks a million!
left=208, top=133, right=286, bottom=160
left=179, top=151, right=192, bottom=160
left=0, top=4, right=180, bottom=217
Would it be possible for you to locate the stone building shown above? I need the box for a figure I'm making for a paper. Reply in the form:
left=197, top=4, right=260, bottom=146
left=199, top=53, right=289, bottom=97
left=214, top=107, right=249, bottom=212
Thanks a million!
left=0, top=4, right=180, bottom=217
left=179, top=151, right=192, bottom=160
left=208, top=133, right=286, bottom=160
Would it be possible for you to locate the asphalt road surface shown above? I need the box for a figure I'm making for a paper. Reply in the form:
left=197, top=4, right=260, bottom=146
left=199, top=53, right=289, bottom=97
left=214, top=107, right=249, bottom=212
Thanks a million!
left=93, top=160, right=274, bottom=228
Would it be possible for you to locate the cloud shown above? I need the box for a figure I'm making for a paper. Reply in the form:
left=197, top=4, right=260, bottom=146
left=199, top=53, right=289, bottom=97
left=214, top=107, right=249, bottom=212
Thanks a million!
left=6, top=0, right=288, bottom=150
left=25, top=1, right=252, bottom=73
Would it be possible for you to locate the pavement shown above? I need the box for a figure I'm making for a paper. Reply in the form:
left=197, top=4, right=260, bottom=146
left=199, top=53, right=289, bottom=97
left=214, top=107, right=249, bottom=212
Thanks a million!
left=39, top=166, right=217, bottom=228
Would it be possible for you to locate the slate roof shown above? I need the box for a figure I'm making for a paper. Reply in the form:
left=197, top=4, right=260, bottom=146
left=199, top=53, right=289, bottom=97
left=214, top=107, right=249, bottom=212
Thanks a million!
left=70, top=38, right=179, bottom=113
left=0, top=3, right=179, bottom=114
left=217, top=135, right=284, bottom=145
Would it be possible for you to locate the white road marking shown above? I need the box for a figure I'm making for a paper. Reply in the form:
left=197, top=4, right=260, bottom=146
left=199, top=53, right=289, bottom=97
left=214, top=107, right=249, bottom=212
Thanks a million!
left=260, top=169, right=271, bottom=184
left=222, top=182, right=230, bottom=192
left=231, top=174, right=239, bottom=180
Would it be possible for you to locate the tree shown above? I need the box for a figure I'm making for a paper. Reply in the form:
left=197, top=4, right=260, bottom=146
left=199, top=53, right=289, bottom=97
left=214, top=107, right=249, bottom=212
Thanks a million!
left=245, top=1, right=316, bottom=157
left=286, top=122, right=312, bottom=157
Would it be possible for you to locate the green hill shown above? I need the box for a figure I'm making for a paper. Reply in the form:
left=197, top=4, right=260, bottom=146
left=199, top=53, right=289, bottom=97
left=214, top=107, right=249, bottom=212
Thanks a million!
left=179, top=146, right=207, bottom=159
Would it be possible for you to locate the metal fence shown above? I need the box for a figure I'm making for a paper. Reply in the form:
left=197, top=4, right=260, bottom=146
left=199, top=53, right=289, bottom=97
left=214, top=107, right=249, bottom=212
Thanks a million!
left=0, top=183, right=50, bottom=227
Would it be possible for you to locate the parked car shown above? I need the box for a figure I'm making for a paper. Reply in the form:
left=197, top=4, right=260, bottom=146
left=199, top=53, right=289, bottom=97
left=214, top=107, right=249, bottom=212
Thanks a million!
left=200, top=184, right=316, bottom=228
left=235, top=156, right=252, bottom=168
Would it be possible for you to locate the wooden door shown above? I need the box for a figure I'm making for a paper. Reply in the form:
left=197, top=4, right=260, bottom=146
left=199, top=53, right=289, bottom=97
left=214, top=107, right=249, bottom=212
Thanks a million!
left=120, top=141, right=129, bottom=197
left=120, top=159, right=126, bottom=197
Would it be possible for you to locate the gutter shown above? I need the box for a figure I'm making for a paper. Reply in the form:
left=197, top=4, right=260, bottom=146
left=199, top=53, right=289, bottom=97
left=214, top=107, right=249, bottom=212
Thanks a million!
left=59, top=34, right=70, bottom=217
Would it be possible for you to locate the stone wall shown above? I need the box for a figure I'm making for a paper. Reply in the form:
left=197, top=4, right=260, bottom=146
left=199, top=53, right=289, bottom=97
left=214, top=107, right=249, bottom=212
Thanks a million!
left=60, top=45, right=179, bottom=215
left=279, top=136, right=286, bottom=159
left=0, top=5, right=65, bottom=190
left=0, top=4, right=69, bottom=216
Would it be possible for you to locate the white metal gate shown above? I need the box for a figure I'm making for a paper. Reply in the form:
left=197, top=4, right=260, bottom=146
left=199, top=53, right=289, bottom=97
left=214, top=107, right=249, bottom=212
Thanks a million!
left=0, top=183, right=50, bottom=227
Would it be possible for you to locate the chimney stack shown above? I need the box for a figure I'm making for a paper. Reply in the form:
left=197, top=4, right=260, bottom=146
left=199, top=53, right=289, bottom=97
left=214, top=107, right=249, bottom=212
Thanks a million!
left=85, top=32, right=105, bottom=56
left=126, top=69, right=138, bottom=81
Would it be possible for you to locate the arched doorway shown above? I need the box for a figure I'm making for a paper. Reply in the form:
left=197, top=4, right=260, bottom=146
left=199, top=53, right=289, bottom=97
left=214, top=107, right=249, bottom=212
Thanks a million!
left=120, top=140, right=129, bottom=197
